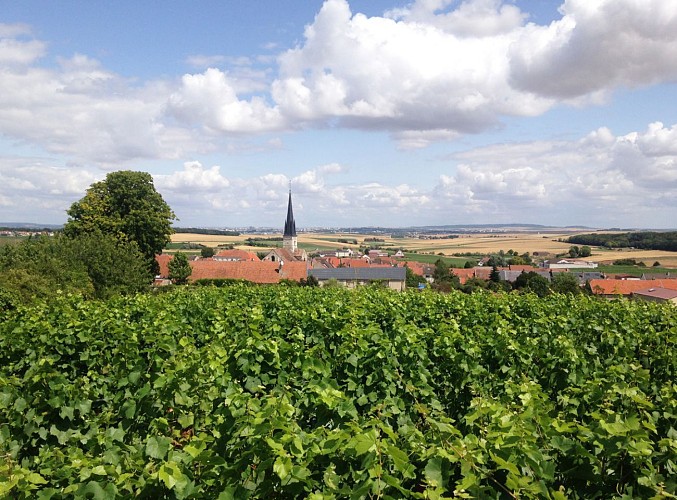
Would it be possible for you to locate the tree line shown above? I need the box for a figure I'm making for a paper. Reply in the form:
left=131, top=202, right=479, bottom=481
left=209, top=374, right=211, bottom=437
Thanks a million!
left=568, top=232, right=677, bottom=251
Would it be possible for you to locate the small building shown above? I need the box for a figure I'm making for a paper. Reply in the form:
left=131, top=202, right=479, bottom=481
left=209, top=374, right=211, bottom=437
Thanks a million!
left=543, top=259, right=598, bottom=269
left=309, top=267, right=407, bottom=291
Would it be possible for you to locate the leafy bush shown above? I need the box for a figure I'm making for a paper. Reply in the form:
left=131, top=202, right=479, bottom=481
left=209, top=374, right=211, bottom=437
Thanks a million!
left=0, top=287, right=675, bottom=498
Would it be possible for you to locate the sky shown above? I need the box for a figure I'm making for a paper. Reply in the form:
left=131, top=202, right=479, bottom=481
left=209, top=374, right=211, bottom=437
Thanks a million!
left=1, top=0, right=677, bottom=230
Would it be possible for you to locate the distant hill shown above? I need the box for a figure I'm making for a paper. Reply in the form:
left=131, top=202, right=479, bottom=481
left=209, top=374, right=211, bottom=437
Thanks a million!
left=0, top=223, right=63, bottom=230
left=311, top=224, right=597, bottom=235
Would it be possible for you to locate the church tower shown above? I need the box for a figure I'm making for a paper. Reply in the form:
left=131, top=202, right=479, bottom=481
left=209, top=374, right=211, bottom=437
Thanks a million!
left=283, top=184, right=297, bottom=252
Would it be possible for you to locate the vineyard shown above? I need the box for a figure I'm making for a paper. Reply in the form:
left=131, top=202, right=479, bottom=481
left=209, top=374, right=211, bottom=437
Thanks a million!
left=1, top=286, right=675, bottom=498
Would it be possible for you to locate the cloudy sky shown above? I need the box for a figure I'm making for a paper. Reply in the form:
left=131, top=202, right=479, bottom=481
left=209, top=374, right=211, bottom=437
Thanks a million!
left=2, top=0, right=677, bottom=229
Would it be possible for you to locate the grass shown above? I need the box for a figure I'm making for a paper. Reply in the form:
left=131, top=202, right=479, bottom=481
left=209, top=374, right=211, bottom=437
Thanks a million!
left=402, top=252, right=474, bottom=268
left=596, top=265, right=677, bottom=276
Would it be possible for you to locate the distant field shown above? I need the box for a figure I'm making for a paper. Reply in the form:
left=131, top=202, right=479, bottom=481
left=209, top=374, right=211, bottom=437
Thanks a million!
left=596, top=264, right=677, bottom=276
left=402, top=252, right=474, bottom=267
left=169, top=232, right=677, bottom=267
left=0, top=236, right=26, bottom=247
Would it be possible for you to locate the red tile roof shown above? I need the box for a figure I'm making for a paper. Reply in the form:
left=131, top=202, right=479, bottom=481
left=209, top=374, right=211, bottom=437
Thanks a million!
left=189, top=260, right=307, bottom=284
left=589, top=279, right=677, bottom=296
left=214, top=249, right=259, bottom=261
left=340, top=258, right=371, bottom=268
left=452, top=268, right=476, bottom=284
left=508, top=265, right=539, bottom=272
left=155, top=254, right=172, bottom=278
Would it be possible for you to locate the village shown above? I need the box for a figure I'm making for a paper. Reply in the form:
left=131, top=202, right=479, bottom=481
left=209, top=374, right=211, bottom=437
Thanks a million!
left=155, top=190, right=677, bottom=304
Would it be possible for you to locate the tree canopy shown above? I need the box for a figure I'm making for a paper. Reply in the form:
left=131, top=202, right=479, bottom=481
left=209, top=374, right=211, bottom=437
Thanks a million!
left=168, top=253, right=192, bottom=285
left=0, top=233, right=151, bottom=304
left=64, top=171, right=175, bottom=266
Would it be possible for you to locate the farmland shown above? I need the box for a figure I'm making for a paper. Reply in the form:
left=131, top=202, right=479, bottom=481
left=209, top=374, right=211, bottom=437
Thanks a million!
left=170, top=231, right=677, bottom=267
left=1, top=286, right=675, bottom=497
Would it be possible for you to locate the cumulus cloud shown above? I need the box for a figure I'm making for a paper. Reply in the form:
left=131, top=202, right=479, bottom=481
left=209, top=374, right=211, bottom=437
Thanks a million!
left=152, top=123, right=677, bottom=227
left=156, top=161, right=230, bottom=192
left=267, top=0, right=677, bottom=145
left=8, top=119, right=673, bottom=227
left=0, top=158, right=99, bottom=223
left=385, top=0, right=527, bottom=37
left=272, top=0, right=552, bottom=139
left=167, top=68, right=285, bottom=133
left=509, top=0, right=677, bottom=98
left=431, top=122, right=677, bottom=225
left=3, top=1, right=677, bottom=162
left=0, top=26, right=205, bottom=166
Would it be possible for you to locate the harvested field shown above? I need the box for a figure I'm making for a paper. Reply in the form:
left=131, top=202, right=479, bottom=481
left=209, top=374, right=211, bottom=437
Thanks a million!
left=170, top=232, right=677, bottom=267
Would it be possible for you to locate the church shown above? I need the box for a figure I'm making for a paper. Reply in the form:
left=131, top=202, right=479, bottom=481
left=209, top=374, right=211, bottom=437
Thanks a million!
left=262, top=186, right=307, bottom=263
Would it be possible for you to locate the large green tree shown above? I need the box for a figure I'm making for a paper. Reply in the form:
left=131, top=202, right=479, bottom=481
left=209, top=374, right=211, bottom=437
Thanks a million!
left=64, top=171, right=175, bottom=269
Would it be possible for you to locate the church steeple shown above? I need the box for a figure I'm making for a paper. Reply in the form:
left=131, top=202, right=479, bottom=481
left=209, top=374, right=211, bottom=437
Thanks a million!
left=283, top=183, right=297, bottom=252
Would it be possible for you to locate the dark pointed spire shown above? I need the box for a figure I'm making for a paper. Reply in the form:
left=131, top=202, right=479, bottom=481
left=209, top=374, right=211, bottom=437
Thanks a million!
left=283, top=183, right=296, bottom=237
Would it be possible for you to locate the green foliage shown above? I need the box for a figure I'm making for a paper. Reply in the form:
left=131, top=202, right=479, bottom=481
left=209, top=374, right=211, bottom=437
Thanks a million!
left=551, top=272, right=582, bottom=295
left=200, top=246, right=215, bottom=258
left=461, top=276, right=488, bottom=294
left=1, top=287, right=675, bottom=498
left=300, top=275, right=319, bottom=287
left=168, top=253, right=192, bottom=285
left=513, top=271, right=550, bottom=297
left=614, top=258, right=641, bottom=266
left=432, top=259, right=460, bottom=292
left=489, top=265, right=501, bottom=283
left=0, top=233, right=150, bottom=303
left=569, top=231, right=677, bottom=251
left=64, top=170, right=175, bottom=267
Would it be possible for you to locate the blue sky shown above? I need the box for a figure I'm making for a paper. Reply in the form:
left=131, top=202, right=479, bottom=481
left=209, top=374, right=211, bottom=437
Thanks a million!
left=1, top=0, right=676, bottom=229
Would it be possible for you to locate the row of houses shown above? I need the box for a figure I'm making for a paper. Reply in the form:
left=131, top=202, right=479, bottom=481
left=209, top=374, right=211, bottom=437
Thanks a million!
left=155, top=249, right=677, bottom=302
left=155, top=251, right=408, bottom=290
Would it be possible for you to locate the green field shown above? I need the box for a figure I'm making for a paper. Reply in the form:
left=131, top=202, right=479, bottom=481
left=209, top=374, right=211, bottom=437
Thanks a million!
left=402, top=252, right=474, bottom=268
left=597, top=264, right=677, bottom=276
left=1, top=286, right=674, bottom=498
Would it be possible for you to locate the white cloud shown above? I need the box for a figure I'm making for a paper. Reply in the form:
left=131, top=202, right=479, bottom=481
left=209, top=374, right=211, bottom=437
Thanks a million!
left=509, top=0, right=677, bottom=98
left=167, top=68, right=285, bottom=133
left=385, top=0, right=527, bottom=37
left=3, top=2, right=677, bottom=164
left=156, top=161, right=230, bottom=192
left=272, top=0, right=551, bottom=139
left=185, top=54, right=227, bottom=68
left=0, top=158, right=99, bottom=222
left=431, top=122, right=677, bottom=225
left=9, top=119, right=672, bottom=227
left=0, top=24, right=45, bottom=66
